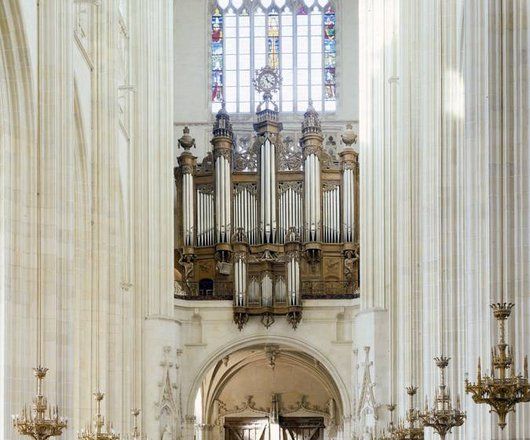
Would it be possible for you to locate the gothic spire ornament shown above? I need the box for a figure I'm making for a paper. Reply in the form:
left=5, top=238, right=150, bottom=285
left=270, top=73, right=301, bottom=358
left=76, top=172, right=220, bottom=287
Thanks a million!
left=301, top=100, right=322, bottom=135
left=419, top=357, right=465, bottom=439
left=465, top=303, right=530, bottom=429
left=213, top=102, right=233, bottom=139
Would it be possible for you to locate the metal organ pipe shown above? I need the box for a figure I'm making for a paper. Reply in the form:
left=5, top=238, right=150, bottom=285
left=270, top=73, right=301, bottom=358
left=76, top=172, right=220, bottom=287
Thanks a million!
left=225, top=158, right=231, bottom=240
left=342, top=168, right=354, bottom=243
left=304, top=153, right=321, bottom=242
left=234, top=255, right=246, bottom=307
left=287, top=252, right=300, bottom=306
left=260, top=139, right=277, bottom=244
left=270, top=140, right=276, bottom=242
left=182, top=173, right=194, bottom=246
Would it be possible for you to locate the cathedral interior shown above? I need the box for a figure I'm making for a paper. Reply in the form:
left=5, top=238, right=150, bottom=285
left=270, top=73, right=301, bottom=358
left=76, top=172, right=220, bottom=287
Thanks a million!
left=1, top=0, right=530, bottom=439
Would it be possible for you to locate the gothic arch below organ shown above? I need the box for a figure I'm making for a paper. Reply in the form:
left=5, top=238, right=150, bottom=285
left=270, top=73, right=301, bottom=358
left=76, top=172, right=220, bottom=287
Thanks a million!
left=189, top=338, right=347, bottom=439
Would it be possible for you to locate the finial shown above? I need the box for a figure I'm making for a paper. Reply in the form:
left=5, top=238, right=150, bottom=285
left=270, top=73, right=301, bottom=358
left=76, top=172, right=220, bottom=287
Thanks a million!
left=213, top=101, right=233, bottom=139
left=178, top=126, right=196, bottom=151
left=341, top=123, right=357, bottom=147
left=301, top=100, right=322, bottom=135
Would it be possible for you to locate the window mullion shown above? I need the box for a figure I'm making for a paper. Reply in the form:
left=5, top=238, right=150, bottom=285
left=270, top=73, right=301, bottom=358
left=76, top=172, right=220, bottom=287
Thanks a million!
left=291, top=9, right=298, bottom=113
left=250, top=9, right=255, bottom=112
left=308, top=12, right=311, bottom=105
left=321, top=8, right=325, bottom=111
left=236, top=13, right=240, bottom=113
left=276, top=9, right=282, bottom=110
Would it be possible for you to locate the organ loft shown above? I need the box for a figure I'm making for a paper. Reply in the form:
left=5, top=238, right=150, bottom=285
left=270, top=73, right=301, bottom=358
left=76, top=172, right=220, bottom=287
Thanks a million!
left=175, top=67, right=359, bottom=329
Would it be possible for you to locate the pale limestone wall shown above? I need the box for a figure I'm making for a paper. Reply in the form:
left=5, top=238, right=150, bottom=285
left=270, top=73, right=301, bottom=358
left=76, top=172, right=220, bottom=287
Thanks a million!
left=0, top=1, right=176, bottom=439
left=174, top=298, right=358, bottom=439
left=359, top=1, right=530, bottom=439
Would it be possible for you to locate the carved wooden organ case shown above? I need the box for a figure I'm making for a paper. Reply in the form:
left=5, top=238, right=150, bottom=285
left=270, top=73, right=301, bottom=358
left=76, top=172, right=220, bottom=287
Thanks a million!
left=175, top=101, right=359, bottom=330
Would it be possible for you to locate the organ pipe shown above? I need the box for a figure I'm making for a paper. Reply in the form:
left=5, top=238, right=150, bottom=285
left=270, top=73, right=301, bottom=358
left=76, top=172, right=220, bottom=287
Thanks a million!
left=340, top=124, right=358, bottom=244
left=260, top=138, right=277, bottom=243
left=322, top=185, right=340, bottom=243
left=177, top=127, right=196, bottom=249
left=234, top=254, right=247, bottom=306
left=303, top=151, right=322, bottom=242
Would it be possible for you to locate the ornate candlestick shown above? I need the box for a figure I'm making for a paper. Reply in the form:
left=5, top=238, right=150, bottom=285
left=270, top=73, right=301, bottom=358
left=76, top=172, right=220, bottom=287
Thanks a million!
left=125, top=409, right=145, bottom=440
left=12, top=367, right=68, bottom=440
left=420, top=357, right=465, bottom=439
left=465, top=303, right=530, bottom=429
left=393, top=387, right=424, bottom=440
left=78, top=393, right=119, bottom=440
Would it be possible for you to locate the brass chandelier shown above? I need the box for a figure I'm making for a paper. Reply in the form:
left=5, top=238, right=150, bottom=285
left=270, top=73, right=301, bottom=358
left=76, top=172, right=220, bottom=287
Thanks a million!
left=419, top=357, right=465, bottom=439
left=78, top=393, right=119, bottom=440
left=12, top=366, right=68, bottom=440
left=465, top=303, right=530, bottom=429
left=393, top=387, right=424, bottom=440
left=125, top=409, right=144, bottom=440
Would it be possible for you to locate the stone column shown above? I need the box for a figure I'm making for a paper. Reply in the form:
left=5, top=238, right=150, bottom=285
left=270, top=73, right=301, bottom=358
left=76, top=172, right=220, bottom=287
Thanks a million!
left=357, top=0, right=398, bottom=430
left=130, top=0, right=177, bottom=439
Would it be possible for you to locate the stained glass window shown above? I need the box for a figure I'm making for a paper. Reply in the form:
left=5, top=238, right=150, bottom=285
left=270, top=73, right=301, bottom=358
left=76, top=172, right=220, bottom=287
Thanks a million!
left=211, top=7, right=224, bottom=108
left=211, top=0, right=337, bottom=114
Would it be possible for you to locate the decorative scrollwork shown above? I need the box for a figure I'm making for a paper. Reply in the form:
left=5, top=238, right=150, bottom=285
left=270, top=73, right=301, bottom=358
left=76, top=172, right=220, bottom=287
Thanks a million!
left=322, top=182, right=339, bottom=192
left=197, top=184, right=214, bottom=195
left=277, top=135, right=303, bottom=171
left=198, top=152, right=214, bottom=173
left=233, top=134, right=259, bottom=172
left=214, top=148, right=232, bottom=161
left=233, top=311, right=249, bottom=330
left=278, top=181, right=303, bottom=195
left=180, top=164, right=194, bottom=175
left=233, top=182, right=257, bottom=195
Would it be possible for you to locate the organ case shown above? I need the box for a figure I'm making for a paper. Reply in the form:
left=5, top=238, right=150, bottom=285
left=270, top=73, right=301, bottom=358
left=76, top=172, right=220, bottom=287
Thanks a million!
left=175, top=101, right=359, bottom=329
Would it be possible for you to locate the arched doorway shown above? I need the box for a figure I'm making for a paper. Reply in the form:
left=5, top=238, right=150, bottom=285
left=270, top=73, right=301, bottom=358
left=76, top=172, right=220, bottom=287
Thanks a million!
left=193, top=343, right=344, bottom=440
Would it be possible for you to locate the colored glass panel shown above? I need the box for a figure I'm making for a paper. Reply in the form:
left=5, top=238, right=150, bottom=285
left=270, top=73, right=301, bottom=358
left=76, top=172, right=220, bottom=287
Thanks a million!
left=323, top=5, right=336, bottom=103
left=267, top=12, right=280, bottom=69
left=211, top=8, right=224, bottom=103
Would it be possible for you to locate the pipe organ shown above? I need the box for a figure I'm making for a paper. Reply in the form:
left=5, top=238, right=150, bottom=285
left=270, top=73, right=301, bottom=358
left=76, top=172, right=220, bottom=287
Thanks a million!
left=175, top=100, right=359, bottom=330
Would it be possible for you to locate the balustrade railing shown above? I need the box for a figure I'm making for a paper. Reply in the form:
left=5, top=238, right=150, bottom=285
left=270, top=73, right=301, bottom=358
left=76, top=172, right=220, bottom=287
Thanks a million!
left=175, top=280, right=359, bottom=300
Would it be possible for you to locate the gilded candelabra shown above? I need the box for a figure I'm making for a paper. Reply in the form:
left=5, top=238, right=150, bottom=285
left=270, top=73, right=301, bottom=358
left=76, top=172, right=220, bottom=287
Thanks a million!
left=393, top=387, right=424, bottom=440
left=465, top=303, right=530, bottom=429
left=125, top=409, right=144, bottom=440
left=419, top=357, right=465, bottom=439
left=78, top=393, right=120, bottom=440
left=12, top=366, right=68, bottom=440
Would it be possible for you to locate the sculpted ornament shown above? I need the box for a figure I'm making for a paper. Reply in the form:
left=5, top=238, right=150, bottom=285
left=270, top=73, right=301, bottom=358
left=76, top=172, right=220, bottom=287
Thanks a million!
left=214, top=148, right=232, bottom=162
left=180, top=164, right=194, bottom=175
left=198, top=152, right=214, bottom=173
left=303, top=144, right=321, bottom=159
left=155, top=347, right=182, bottom=440
left=277, top=135, right=303, bottom=171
